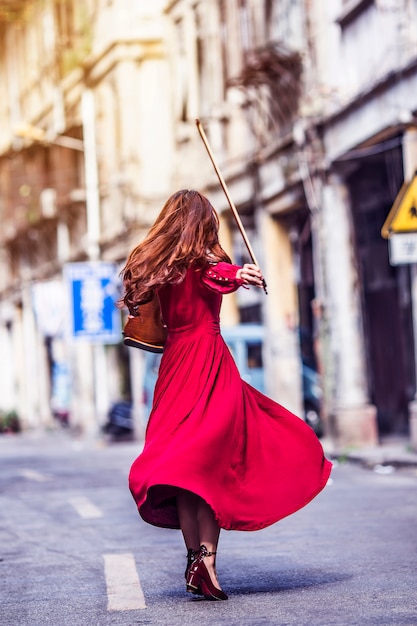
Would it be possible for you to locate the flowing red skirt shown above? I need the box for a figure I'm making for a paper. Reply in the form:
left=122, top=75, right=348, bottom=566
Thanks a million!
left=129, top=265, right=332, bottom=531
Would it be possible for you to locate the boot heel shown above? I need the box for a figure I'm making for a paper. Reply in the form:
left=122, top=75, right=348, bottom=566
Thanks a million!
left=186, top=567, right=201, bottom=592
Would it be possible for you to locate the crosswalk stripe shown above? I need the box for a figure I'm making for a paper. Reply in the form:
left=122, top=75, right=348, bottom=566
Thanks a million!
left=69, top=496, right=103, bottom=519
left=19, top=469, right=50, bottom=482
left=104, top=553, right=146, bottom=611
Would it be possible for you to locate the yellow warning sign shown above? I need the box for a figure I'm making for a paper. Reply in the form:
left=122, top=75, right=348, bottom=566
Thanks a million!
left=382, top=172, right=417, bottom=238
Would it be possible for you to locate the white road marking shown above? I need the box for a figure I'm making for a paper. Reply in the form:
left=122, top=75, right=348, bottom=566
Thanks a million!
left=69, top=496, right=103, bottom=519
left=19, top=469, right=50, bottom=482
left=104, top=553, right=146, bottom=611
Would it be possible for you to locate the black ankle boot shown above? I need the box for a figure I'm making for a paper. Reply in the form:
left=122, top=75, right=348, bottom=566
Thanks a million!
left=186, top=545, right=228, bottom=601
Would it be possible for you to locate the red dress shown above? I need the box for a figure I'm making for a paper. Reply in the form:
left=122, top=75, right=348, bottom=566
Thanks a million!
left=129, top=262, right=332, bottom=531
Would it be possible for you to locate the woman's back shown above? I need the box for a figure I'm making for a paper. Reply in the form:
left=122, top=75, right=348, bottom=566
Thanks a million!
left=158, top=266, right=223, bottom=331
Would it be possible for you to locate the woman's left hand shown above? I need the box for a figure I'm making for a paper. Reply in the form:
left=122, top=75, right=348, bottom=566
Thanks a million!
left=236, top=263, right=264, bottom=288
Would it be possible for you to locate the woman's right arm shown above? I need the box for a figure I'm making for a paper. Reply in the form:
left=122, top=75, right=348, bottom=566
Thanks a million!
left=201, top=262, right=264, bottom=293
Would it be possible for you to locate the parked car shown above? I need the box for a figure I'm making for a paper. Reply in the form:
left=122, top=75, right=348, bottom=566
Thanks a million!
left=222, top=323, right=265, bottom=392
left=142, top=324, right=323, bottom=436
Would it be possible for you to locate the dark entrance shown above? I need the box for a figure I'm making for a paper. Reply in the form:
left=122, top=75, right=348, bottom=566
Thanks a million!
left=345, top=142, right=415, bottom=435
left=285, top=207, right=323, bottom=436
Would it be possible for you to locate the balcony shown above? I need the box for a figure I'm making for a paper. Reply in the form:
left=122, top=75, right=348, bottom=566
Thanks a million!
left=0, top=1, right=26, bottom=24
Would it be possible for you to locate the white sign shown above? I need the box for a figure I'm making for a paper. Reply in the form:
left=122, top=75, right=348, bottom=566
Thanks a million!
left=389, top=232, right=417, bottom=265
left=31, top=280, right=67, bottom=336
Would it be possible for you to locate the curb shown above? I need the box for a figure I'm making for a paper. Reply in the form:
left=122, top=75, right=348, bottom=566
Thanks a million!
left=321, top=436, right=417, bottom=470
left=329, top=449, right=417, bottom=470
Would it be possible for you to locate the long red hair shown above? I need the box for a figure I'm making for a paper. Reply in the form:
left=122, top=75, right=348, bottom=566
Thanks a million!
left=120, top=189, right=231, bottom=313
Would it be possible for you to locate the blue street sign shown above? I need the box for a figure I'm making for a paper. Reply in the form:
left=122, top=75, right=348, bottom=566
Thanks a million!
left=64, top=262, right=121, bottom=343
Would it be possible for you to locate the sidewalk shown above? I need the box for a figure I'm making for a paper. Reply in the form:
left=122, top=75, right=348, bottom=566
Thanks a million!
left=2, top=428, right=417, bottom=470
left=322, top=436, right=417, bottom=470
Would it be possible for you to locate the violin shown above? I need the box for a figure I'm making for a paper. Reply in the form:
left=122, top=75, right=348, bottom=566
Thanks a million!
left=123, top=296, right=167, bottom=353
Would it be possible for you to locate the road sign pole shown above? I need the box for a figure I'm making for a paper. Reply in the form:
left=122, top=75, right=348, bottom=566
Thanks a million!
left=402, top=128, right=417, bottom=451
left=81, top=89, right=101, bottom=263
left=82, top=88, right=107, bottom=431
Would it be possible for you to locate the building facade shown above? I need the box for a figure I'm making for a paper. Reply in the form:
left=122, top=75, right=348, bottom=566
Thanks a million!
left=309, top=0, right=417, bottom=447
left=1, top=0, right=417, bottom=448
left=0, top=0, right=175, bottom=435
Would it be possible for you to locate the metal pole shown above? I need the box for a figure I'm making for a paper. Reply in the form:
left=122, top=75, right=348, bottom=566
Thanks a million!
left=81, top=89, right=101, bottom=262
left=81, top=89, right=108, bottom=434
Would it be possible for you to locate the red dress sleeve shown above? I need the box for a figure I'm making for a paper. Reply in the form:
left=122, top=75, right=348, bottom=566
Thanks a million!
left=201, top=262, right=244, bottom=294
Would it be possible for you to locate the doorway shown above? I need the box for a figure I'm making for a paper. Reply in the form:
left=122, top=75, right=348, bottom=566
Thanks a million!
left=346, top=145, right=415, bottom=435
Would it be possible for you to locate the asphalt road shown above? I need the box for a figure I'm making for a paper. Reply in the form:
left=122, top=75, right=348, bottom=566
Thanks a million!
left=0, top=430, right=416, bottom=626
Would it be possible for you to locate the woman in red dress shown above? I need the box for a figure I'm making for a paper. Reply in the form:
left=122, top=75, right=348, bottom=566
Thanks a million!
left=121, top=189, right=332, bottom=601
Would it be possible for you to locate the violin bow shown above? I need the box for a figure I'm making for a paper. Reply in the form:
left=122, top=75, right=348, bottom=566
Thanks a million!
left=195, top=119, right=268, bottom=295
